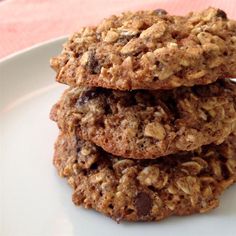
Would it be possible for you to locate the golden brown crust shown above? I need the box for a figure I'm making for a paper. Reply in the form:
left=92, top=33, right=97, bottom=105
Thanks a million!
left=51, top=7, right=236, bottom=90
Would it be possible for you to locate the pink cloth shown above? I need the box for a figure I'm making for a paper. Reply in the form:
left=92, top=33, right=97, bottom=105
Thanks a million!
left=0, top=0, right=236, bottom=59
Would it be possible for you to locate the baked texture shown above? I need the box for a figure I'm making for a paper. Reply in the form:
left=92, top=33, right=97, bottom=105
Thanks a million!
left=54, top=132, right=236, bottom=222
left=50, top=80, right=236, bottom=159
left=51, top=7, right=236, bottom=90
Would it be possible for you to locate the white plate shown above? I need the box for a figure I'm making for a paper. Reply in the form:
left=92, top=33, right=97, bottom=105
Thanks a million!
left=1, top=38, right=236, bottom=236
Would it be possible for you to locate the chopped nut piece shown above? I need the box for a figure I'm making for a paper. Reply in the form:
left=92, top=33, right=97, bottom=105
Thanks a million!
left=80, top=147, right=91, bottom=156
left=140, top=22, right=166, bottom=39
left=144, top=122, right=166, bottom=140
left=104, top=30, right=119, bottom=43
left=121, top=38, right=145, bottom=55
left=80, top=51, right=90, bottom=66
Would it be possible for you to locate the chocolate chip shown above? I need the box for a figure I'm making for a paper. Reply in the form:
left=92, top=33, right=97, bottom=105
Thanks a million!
left=221, top=163, right=230, bottom=179
left=76, top=146, right=81, bottom=153
left=124, top=93, right=137, bottom=107
left=76, top=140, right=83, bottom=152
left=90, top=162, right=98, bottom=170
left=135, top=192, right=152, bottom=217
left=87, top=51, right=101, bottom=74
left=76, top=89, right=99, bottom=106
left=154, top=9, right=168, bottom=16
left=104, top=103, right=112, bottom=114
left=163, top=95, right=179, bottom=118
left=216, top=9, right=227, bottom=19
left=76, top=88, right=107, bottom=106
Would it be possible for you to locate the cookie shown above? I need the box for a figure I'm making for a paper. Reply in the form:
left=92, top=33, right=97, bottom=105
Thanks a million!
left=50, top=80, right=236, bottom=159
left=54, top=132, right=236, bottom=222
left=51, top=7, right=236, bottom=91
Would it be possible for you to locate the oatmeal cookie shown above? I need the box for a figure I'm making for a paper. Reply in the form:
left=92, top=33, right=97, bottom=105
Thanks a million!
left=50, top=80, right=236, bottom=159
left=51, top=7, right=236, bottom=90
left=54, top=132, right=236, bottom=222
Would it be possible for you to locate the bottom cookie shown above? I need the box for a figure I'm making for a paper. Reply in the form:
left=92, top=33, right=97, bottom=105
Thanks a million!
left=54, top=133, right=236, bottom=222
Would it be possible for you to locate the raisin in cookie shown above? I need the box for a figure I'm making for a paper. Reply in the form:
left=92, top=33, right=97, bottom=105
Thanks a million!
left=50, top=80, right=236, bottom=159
left=54, top=132, right=236, bottom=222
left=51, top=7, right=236, bottom=90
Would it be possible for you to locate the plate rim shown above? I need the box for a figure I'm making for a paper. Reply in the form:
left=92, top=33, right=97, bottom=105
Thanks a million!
left=0, top=35, right=68, bottom=64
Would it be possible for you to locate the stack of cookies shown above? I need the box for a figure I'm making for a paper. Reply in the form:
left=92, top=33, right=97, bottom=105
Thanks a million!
left=50, top=7, right=236, bottom=222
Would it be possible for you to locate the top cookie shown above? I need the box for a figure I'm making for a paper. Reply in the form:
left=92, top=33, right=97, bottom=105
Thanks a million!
left=51, top=7, right=236, bottom=90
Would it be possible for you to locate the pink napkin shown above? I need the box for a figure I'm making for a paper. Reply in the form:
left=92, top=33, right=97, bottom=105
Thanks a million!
left=0, top=0, right=236, bottom=59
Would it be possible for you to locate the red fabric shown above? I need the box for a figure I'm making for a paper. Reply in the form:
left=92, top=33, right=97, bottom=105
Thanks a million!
left=0, top=0, right=236, bottom=59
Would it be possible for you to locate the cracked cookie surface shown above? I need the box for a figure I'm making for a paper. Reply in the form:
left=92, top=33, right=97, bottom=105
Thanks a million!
left=50, top=80, right=236, bottom=159
left=51, top=7, right=236, bottom=90
left=54, top=132, right=236, bottom=222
